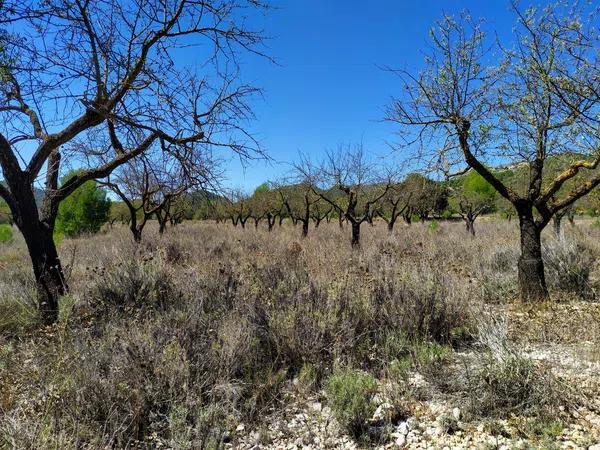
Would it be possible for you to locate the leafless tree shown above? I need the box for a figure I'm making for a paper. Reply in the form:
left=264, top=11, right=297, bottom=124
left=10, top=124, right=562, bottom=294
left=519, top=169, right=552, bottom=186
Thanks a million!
left=0, top=0, right=268, bottom=322
left=101, top=145, right=211, bottom=241
left=386, top=3, right=600, bottom=301
left=275, top=166, right=321, bottom=238
left=227, top=189, right=252, bottom=228
left=312, top=144, right=393, bottom=248
left=310, top=201, right=332, bottom=228
left=375, top=184, right=412, bottom=232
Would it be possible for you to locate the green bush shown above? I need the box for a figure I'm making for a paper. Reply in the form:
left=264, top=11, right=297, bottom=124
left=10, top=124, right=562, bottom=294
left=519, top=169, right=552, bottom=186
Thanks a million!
left=0, top=297, right=38, bottom=335
left=55, top=173, right=111, bottom=237
left=428, top=220, right=440, bottom=232
left=324, top=368, right=377, bottom=439
left=0, top=224, right=13, bottom=243
left=411, top=340, right=449, bottom=370
left=469, top=353, right=568, bottom=418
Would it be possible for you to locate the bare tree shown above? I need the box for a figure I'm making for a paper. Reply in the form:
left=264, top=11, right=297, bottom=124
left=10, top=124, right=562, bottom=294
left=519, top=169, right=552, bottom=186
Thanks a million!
left=312, top=144, right=392, bottom=248
left=449, top=170, right=497, bottom=236
left=310, top=201, right=332, bottom=228
left=386, top=4, right=600, bottom=301
left=375, top=183, right=412, bottom=232
left=228, top=190, right=252, bottom=228
left=101, top=160, right=163, bottom=243
left=276, top=170, right=321, bottom=238
left=0, top=0, right=268, bottom=322
left=101, top=148, right=207, bottom=241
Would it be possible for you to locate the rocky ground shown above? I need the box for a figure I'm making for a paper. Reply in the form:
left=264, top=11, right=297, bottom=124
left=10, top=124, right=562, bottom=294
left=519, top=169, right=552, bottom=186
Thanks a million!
left=232, top=363, right=599, bottom=449
left=231, top=303, right=600, bottom=450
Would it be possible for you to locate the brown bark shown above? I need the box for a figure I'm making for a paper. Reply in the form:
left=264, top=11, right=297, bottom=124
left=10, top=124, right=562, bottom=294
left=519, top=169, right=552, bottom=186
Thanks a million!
left=465, top=217, right=475, bottom=236
left=517, top=205, right=549, bottom=302
left=23, top=225, right=66, bottom=324
left=350, top=221, right=361, bottom=248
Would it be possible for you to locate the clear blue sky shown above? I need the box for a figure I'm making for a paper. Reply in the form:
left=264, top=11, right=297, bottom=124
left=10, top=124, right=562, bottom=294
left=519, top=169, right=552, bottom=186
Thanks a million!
left=222, top=0, right=520, bottom=192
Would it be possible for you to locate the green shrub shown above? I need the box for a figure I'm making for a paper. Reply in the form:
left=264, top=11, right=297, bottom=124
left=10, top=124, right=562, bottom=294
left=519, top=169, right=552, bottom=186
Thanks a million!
left=55, top=173, right=111, bottom=237
left=522, top=417, right=564, bottom=439
left=469, top=352, right=568, bottom=418
left=386, top=357, right=411, bottom=382
left=0, top=224, right=13, bottom=243
left=428, top=220, right=440, bottom=232
left=411, top=340, right=449, bottom=370
left=0, top=297, right=38, bottom=335
left=324, top=368, right=377, bottom=439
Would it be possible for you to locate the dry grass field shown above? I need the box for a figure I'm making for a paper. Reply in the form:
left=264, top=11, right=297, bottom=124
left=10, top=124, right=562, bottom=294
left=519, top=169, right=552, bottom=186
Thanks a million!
left=1, top=219, right=600, bottom=449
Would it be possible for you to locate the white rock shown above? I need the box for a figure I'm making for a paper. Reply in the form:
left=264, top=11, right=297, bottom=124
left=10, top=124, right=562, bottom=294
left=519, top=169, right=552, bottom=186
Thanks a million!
left=395, top=434, right=406, bottom=447
left=397, top=421, right=409, bottom=436
left=588, top=444, right=600, bottom=450
left=308, top=401, right=322, bottom=412
left=372, top=402, right=394, bottom=421
left=452, top=407, right=461, bottom=421
left=236, top=424, right=245, bottom=432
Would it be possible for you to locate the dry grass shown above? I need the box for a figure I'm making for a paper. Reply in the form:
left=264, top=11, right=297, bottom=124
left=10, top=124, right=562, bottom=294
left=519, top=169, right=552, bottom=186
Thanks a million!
left=0, top=219, right=598, bottom=447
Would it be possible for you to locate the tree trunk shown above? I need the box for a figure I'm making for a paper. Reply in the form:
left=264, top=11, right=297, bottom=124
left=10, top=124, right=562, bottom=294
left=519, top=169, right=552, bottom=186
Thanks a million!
left=158, top=220, right=167, bottom=234
left=517, top=208, right=549, bottom=302
left=387, top=220, right=394, bottom=233
left=132, top=226, right=143, bottom=243
left=21, top=225, right=65, bottom=324
left=9, top=179, right=65, bottom=324
left=553, top=215, right=562, bottom=236
left=301, top=220, right=309, bottom=238
left=350, top=221, right=360, bottom=248
left=465, top=217, right=475, bottom=236
left=314, top=217, right=322, bottom=228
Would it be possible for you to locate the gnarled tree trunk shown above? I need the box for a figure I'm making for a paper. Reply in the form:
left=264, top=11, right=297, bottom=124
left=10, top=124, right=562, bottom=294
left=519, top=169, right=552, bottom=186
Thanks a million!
left=8, top=178, right=66, bottom=324
left=350, top=220, right=361, bottom=248
left=22, top=225, right=66, bottom=324
left=464, top=216, right=475, bottom=236
left=301, top=219, right=309, bottom=238
left=517, top=207, right=549, bottom=302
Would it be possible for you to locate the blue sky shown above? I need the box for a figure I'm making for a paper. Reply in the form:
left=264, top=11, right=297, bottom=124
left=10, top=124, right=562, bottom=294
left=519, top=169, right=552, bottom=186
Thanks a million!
left=222, top=0, right=519, bottom=192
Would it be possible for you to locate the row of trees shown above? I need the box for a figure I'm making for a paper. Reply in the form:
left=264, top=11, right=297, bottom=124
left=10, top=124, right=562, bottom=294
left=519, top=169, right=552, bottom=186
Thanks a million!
left=2, top=1, right=600, bottom=321
left=204, top=145, right=449, bottom=246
